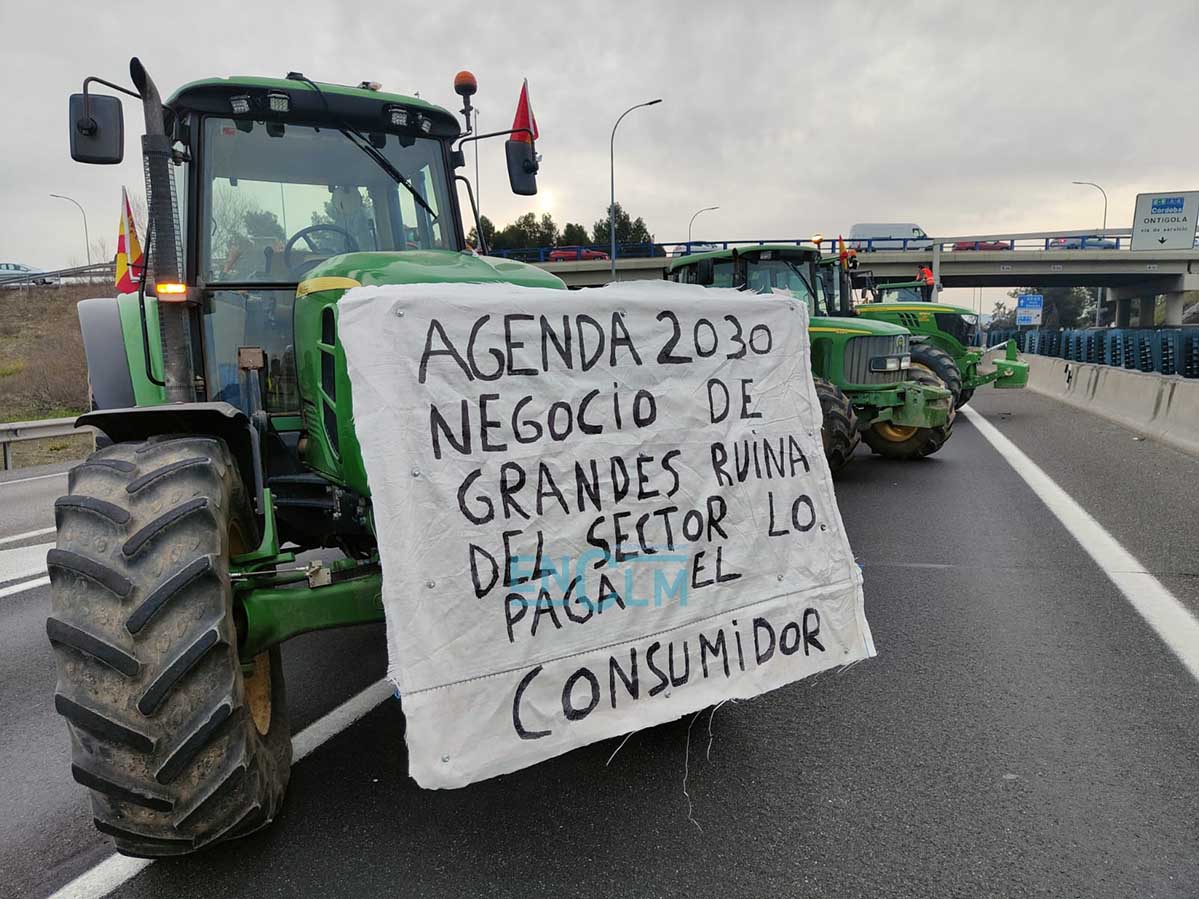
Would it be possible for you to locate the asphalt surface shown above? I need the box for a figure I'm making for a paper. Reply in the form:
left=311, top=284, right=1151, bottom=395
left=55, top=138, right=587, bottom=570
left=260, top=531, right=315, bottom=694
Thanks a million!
left=3, top=389, right=1198, bottom=899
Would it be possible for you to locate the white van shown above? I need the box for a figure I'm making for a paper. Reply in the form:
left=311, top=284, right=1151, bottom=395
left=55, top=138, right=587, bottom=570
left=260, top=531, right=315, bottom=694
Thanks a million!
left=848, top=223, right=933, bottom=251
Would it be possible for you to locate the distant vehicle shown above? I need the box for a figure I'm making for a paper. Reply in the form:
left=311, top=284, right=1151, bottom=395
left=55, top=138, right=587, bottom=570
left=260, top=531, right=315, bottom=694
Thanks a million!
left=547, top=247, right=609, bottom=261
left=1048, top=236, right=1118, bottom=250
left=952, top=240, right=1011, bottom=251
left=670, top=242, right=720, bottom=257
left=0, top=262, right=54, bottom=285
left=849, top=223, right=933, bottom=251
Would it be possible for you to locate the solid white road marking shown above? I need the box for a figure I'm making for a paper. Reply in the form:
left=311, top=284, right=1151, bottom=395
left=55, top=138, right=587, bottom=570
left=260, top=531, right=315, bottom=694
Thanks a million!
left=292, top=678, right=394, bottom=762
left=45, top=678, right=394, bottom=899
left=0, top=575, right=50, bottom=599
left=0, top=541, right=54, bottom=585
left=0, top=526, right=55, bottom=547
left=0, top=470, right=68, bottom=486
left=964, top=406, right=1199, bottom=683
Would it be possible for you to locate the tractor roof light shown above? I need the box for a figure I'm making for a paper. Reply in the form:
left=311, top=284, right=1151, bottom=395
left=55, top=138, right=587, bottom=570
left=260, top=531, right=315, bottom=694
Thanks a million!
left=229, top=95, right=251, bottom=115
left=386, top=105, right=408, bottom=128
left=454, top=70, right=478, bottom=98
left=417, top=114, right=433, bottom=134
left=267, top=91, right=290, bottom=113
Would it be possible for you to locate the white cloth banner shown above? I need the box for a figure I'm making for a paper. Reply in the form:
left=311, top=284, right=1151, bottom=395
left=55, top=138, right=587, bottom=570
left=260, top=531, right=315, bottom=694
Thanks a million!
left=339, top=279, right=874, bottom=788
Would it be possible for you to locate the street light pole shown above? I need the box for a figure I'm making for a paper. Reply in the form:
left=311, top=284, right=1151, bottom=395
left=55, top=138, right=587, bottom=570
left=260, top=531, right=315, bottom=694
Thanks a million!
left=1072, top=181, right=1108, bottom=326
left=610, top=98, right=662, bottom=279
left=50, top=193, right=91, bottom=266
left=688, top=205, right=719, bottom=244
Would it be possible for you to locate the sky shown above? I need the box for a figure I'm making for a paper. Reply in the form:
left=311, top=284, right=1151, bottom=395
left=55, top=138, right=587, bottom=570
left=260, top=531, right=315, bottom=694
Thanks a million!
left=1, top=0, right=1195, bottom=310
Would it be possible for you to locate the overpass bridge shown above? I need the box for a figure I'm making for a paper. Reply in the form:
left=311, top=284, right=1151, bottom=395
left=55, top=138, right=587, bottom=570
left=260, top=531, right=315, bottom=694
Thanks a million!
left=529, top=228, right=1199, bottom=326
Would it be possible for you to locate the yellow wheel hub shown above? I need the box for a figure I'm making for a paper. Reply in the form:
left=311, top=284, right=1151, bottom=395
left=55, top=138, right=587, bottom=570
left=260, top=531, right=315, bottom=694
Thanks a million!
left=244, top=652, right=273, bottom=736
left=874, top=421, right=918, bottom=442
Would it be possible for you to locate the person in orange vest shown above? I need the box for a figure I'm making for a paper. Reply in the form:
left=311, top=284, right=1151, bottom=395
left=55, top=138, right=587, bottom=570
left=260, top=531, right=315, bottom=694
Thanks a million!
left=918, top=265, right=935, bottom=300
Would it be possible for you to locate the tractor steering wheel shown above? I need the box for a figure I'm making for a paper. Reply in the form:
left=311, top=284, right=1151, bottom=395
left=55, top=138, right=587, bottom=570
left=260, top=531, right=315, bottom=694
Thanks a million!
left=283, top=224, right=360, bottom=278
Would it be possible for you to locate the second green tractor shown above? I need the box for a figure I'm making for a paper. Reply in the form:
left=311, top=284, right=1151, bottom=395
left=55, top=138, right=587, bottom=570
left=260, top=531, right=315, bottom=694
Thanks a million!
left=664, top=245, right=954, bottom=473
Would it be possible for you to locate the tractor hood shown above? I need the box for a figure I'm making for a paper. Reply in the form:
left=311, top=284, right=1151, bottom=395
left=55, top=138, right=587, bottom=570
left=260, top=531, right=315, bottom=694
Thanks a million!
left=298, top=249, right=566, bottom=296
left=860, top=300, right=975, bottom=317
left=810, top=314, right=909, bottom=337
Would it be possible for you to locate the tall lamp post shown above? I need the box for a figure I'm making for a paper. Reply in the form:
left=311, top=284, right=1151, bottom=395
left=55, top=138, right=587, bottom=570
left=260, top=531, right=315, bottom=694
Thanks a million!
left=609, top=98, right=662, bottom=278
left=1072, top=180, right=1108, bottom=325
left=688, top=205, right=719, bottom=244
left=50, top=193, right=91, bottom=266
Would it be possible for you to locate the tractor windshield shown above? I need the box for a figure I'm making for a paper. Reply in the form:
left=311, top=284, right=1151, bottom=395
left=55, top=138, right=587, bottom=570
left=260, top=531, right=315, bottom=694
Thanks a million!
left=200, top=117, right=454, bottom=283
left=742, top=256, right=823, bottom=312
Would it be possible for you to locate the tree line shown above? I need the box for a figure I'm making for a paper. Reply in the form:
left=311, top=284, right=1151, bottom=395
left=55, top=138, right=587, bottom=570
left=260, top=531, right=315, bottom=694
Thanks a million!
left=468, top=203, right=655, bottom=252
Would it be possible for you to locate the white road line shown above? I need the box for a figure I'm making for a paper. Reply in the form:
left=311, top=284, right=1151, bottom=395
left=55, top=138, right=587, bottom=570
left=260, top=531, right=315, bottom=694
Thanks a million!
left=46, top=678, right=394, bottom=899
left=292, top=678, right=394, bottom=762
left=0, top=471, right=68, bottom=486
left=0, top=575, right=50, bottom=599
left=963, top=406, right=1199, bottom=683
left=0, top=526, right=55, bottom=547
left=0, top=541, right=54, bottom=585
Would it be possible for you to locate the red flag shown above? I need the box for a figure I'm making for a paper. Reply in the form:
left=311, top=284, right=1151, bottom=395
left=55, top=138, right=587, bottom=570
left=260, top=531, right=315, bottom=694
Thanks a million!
left=510, top=79, right=538, bottom=143
left=115, top=187, right=145, bottom=294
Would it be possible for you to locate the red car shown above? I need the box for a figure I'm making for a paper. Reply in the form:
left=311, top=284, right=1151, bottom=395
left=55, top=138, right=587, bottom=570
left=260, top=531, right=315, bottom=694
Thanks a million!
left=952, top=240, right=1011, bottom=251
left=548, top=247, right=610, bottom=261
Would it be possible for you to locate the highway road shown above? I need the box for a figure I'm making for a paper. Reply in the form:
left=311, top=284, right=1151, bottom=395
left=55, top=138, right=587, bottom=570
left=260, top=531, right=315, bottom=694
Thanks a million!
left=3, top=389, right=1198, bottom=899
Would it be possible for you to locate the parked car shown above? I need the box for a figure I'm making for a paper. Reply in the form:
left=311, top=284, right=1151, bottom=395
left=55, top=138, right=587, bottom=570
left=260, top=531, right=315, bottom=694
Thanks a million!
left=952, top=240, right=1011, bottom=251
left=0, top=262, right=54, bottom=285
left=1048, top=236, right=1118, bottom=250
left=547, top=247, right=609, bottom=261
left=848, top=223, right=933, bottom=251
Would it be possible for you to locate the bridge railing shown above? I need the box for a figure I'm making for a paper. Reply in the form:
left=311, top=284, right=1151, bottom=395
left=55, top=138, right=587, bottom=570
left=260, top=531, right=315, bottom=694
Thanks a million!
left=496, top=228, right=1153, bottom=262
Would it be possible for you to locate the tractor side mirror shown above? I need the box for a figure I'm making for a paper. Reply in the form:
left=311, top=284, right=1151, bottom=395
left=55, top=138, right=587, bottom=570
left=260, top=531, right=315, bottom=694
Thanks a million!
left=505, top=139, right=538, bottom=196
left=70, top=93, right=124, bottom=164
left=694, top=258, right=714, bottom=285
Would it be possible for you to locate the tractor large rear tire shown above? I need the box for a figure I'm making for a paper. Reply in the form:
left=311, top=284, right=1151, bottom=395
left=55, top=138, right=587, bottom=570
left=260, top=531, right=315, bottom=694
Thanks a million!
left=47, top=437, right=291, bottom=857
left=815, top=377, right=859, bottom=474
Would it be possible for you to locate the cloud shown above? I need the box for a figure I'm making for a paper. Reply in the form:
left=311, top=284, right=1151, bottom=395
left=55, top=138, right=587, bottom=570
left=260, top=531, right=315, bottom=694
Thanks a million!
left=1, top=0, right=1195, bottom=270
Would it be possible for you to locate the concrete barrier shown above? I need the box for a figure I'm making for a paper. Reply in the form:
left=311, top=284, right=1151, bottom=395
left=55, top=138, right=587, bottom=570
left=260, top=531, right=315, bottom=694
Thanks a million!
left=1022, top=354, right=1199, bottom=457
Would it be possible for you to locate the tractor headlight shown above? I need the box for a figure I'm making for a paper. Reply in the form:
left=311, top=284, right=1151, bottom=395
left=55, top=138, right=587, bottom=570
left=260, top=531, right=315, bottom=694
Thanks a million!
left=417, top=114, right=433, bottom=134
left=962, top=314, right=978, bottom=326
left=900, top=354, right=911, bottom=369
left=387, top=105, right=409, bottom=127
left=870, top=355, right=904, bottom=372
left=267, top=92, right=290, bottom=113
left=230, top=95, right=251, bottom=115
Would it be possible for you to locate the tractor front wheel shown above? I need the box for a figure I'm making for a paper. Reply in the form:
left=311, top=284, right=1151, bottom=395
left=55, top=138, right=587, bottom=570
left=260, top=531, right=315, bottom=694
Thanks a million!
left=814, top=378, right=859, bottom=474
left=862, top=351, right=954, bottom=460
left=956, top=387, right=975, bottom=408
left=910, top=344, right=962, bottom=406
left=47, top=436, right=291, bottom=857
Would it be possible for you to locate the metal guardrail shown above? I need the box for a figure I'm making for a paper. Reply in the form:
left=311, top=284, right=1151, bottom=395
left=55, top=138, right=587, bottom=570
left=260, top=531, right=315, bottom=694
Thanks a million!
left=494, top=228, right=1168, bottom=262
left=0, top=262, right=115, bottom=287
left=0, top=417, right=92, bottom=470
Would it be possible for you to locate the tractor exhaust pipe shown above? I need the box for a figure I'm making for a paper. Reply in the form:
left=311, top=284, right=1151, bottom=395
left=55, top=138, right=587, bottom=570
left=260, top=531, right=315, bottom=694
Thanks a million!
left=129, top=57, right=194, bottom=403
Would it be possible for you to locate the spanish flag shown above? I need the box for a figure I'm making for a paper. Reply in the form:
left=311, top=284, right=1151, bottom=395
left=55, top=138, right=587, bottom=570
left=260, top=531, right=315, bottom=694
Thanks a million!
left=510, top=79, right=538, bottom=143
left=114, top=187, right=144, bottom=294
left=838, top=234, right=850, bottom=270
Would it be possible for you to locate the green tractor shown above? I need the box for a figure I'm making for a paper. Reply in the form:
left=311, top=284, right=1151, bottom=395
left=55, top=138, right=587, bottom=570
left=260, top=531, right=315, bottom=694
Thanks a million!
left=664, top=245, right=953, bottom=471
left=52, top=59, right=562, bottom=856
left=849, top=274, right=1028, bottom=408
